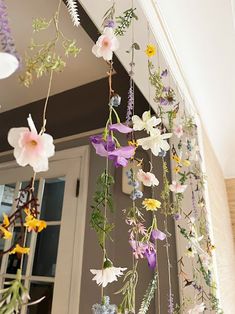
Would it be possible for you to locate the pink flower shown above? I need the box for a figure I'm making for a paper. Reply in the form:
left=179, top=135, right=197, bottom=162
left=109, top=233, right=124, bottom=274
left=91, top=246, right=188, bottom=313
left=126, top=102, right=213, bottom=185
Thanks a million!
left=92, top=27, right=119, bottom=61
left=8, top=115, right=55, bottom=172
left=137, top=169, right=159, bottom=187
left=174, top=124, right=183, bottom=138
left=169, top=180, right=187, bottom=194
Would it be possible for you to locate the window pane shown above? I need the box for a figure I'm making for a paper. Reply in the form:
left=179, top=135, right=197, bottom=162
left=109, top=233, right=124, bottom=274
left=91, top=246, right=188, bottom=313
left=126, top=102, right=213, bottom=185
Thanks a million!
left=0, top=184, right=16, bottom=220
left=27, top=282, right=54, bottom=314
left=40, top=178, right=65, bottom=221
left=32, top=226, right=60, bottom=277
left=7, top=227, right=30, bottom=275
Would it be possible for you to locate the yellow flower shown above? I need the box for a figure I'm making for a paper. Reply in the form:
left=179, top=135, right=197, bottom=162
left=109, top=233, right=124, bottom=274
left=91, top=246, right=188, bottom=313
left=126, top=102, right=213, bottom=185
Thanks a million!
left=145, top=44, right=156, bottom=57
left=24, top=215, right=47, bottom=233
left=182, top=160, right=191, bottom=167
left=174, top=166, right=181, bottom=173
left=2, top=213, right=10, bottom=227
left=142, top=198, right=161, bottom=211
left=0, top=226, right=12, bottom=239
left=10, top=244, right=30, bottom=255
left=172, top=155, right=181, bottom=164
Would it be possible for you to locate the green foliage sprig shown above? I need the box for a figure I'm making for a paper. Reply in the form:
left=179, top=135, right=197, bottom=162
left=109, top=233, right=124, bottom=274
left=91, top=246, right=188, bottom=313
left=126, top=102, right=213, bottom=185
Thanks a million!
left=115, top=8, right=138, bottom=36
left=138, top=272, right=158, bottom=314
left=90, top=170, right=115, bottom=249
left=20, top=3, right=80, bottom=87
left=117, top=268, right=139, bottom=314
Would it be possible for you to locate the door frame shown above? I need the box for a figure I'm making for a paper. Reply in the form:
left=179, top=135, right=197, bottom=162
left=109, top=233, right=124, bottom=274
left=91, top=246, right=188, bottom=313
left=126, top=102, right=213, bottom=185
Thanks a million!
left=0, top=145, right=90, bottom=314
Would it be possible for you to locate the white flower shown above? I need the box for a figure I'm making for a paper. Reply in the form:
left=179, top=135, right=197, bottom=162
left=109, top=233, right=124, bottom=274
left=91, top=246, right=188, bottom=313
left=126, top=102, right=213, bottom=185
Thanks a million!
left=137, top=169, right=159, bottom=187
left=199, top=253, right=212, bottom=271
left=8, top=114, right=55, bottom=172
left=169, top=180, right=187, bottom=193
left=173, top=124, right=183, bottom=138
left=188, top=302, right=206, bottom=314
left=137, top=128, right=172, bottom=156
left=92, top=27, right=119, bottom=61
left=132, top=111, right=161, bottom=135
left=90, top=262, right=127, bottom=287
left=0, top=52, right=19, bottom=79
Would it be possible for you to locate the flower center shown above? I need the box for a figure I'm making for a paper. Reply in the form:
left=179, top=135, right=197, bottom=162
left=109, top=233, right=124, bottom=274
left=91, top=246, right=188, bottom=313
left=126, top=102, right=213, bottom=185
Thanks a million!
left=30, top=140, right=38, bottom=146
left=102, top=38, right=110, bottom=48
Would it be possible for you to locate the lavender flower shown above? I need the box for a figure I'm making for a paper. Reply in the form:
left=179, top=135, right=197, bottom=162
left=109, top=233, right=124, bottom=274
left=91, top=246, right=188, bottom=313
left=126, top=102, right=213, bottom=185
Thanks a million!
left=168, top=293, right=174, bottom=314
left=0, top=0, right=19, bottom=58
left=104, top=19, right=115, bottom=28
left=161, top=69, right=168, bottom=77
left=126, top=79, right=134, bottom=125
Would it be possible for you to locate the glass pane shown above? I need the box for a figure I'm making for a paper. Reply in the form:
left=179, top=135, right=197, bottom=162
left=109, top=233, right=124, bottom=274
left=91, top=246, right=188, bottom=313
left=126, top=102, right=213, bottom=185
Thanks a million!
left=0, top=183, right=16, bottom=220
left=40, top=178, right=65, bottom=221
left=7, top=227, right=30, bottom=275
left=32, top=226, right=60, bottom=277
left=27, top=282, right=54, bottom=314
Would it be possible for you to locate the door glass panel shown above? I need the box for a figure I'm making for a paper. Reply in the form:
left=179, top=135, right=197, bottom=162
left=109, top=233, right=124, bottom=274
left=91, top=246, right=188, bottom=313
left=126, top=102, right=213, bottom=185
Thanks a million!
left=0, top=183, right=16, bottom=219
left=40, top=178, right=65, bottom=221
left=27, top=281, right=54, bottom=314
left=32, top=226, right=60, bottom=277
left=7, top=227, right=31, bottom=275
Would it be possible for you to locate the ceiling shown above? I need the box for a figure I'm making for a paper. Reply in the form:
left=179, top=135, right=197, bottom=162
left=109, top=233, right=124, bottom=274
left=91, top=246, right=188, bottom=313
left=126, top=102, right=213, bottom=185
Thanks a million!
left=0, top=0, right=107, bottom=112
left=155, top=0, right=235, bottom=178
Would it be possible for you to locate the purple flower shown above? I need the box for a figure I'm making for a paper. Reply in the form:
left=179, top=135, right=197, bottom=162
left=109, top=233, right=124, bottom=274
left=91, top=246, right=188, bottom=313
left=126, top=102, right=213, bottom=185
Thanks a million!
left=90, top=135, right=115, bottom=157
left=145, top=246, right=157, bottom=270
left=109, top=145, right=135, bottom=167
left=109, top=123, right=132, bottom=134
left=151, top=229, right=166, bottom=242
left=161, top=69, right=168, bottom=77
left=105, top=19, right=115, bottom=28
left=174, top=213, right=181, bottom=221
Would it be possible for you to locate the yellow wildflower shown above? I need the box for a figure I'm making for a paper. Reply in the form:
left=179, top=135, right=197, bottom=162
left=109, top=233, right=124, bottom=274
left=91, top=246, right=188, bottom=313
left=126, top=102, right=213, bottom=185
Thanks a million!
left=0, top=226, right=12, bottom=239
left=142, top=198, right=161, bottom=211
left=2, top=213, right=10, bottom=227
left=172, top=155, right=181, bottom=164
left=174, top=166, right=181, bottom=173
left=24, top=215, right=47, bottom=233
left=10, top=244, right=30, bottom=255
left=145, top=44, right=156, bottom=57
left=182, top=160, right=191, bottom=167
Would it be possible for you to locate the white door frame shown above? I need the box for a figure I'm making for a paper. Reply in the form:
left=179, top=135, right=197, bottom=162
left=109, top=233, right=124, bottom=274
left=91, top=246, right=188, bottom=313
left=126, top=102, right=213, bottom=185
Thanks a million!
left=0, top=145, right=90, bottom=314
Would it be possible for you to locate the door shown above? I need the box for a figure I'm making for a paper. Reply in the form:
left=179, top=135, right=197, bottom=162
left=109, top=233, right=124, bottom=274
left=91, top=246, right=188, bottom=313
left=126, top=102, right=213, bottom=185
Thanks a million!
left=0, top=146, right=90, bottom=314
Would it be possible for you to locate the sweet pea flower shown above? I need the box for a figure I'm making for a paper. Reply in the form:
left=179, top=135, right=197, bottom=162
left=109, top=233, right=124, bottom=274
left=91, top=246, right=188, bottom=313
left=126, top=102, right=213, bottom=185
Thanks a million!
left=132, top=111, right=161, bottom=135
left=129, top=240, right=157, bottom=269
left=169, top=181, right=187, bottom=194
left=137, top=169, right=159, bottom=187
left=188, top=302, right=206, bottom=314
left=90, top=259, right=126, bottom=288
left=151, top=229, right=166, bottom=242
left=8, top=115, right=55, bottom=172
left=137, top=128, right=172, bottom=157
left=92, top=27, right=119, bottom=61
left=109, top=145, right=135, bottom=167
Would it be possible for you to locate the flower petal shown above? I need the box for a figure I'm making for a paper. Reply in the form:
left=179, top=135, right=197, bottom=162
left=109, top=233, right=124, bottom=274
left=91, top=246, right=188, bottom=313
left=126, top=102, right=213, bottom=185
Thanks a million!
left=109, top=123, right=132, bottom=134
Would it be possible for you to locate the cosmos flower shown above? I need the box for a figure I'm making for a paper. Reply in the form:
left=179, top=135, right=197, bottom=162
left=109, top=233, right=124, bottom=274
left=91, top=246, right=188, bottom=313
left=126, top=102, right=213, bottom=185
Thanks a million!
left=90, top=260, right=126, bottom=288
left=132, top=111, right=161, bottom=135
left=8, top=114, right=55, bottom=173
left=137, top=129, right=172, bottom=157
left=145, top=44, right=156, bottom=57
left=142, top=198, right=161, bottom=211
left=188, top=302, right=206, bottom=314
left=169, top=181, right=187, bottom=194
left=137, top=169, right=159, bottom=187
left=92, top=27, right=119, bottom=61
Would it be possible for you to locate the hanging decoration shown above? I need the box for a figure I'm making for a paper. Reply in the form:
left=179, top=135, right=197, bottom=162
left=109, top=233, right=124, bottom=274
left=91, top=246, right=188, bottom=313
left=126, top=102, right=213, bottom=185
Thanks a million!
left=0, top=0, right=224, bottom=313
left=0, top=0, right=19, bottom=79
left=19, top=0, right=80, bottom=87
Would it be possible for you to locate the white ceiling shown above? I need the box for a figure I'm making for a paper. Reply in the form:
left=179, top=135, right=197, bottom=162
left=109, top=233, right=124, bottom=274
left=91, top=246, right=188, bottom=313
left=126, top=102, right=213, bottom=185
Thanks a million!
left=0, top=0, right=107, bottom=112
left=155, top=0, right=235, bottom=178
